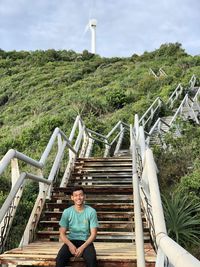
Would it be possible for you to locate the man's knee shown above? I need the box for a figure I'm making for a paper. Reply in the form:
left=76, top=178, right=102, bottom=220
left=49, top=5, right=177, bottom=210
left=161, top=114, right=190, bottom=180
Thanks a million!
left=56, top=244, right=71, bottom=267
left=83, top=244, right=97, bottom=266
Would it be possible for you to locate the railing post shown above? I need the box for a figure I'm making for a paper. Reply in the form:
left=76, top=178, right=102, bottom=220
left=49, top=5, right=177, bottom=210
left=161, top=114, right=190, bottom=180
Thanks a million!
left=104, top=139, right=110, bottom=157
left=0, top=159, right=23, bottom=252
left=74, top=121, right=84, bottom=154
left=57, top=132, right=63, bottom=151
left=85, top=138, right=94, bottom=158
left=0, top=172, right=27, bottom=252
left=20, top=170, right=48, bottom=246
left=138, top=126, right=146, bottom=164
left=134, top=114, right=139, bottom=141
left=146, top=148, right=167, bottom=234
left=114, top=123, right=124, bottom=155
left=60, top=151, right=75, bottom=187
left=60, top=123, right=83, bottom=187
left=11, top=158, right=20, bottom=188
left=131, top=129, right=146, bottom=267
left=79, top=128, right=89, bottom=158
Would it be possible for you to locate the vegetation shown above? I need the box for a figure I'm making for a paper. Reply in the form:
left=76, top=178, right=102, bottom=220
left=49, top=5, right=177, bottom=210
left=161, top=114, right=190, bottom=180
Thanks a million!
left=162, top=192, right=200, bottom=249
left=155, top=122, right=200, bottom=258
left=0, top=43, right=200, bottom=257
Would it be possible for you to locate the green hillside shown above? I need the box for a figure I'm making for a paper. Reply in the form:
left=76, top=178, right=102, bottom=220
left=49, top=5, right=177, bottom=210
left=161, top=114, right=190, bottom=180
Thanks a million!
left=0, top=43, right=200, bottom=159
left=0, top=43, right=200, bottom=255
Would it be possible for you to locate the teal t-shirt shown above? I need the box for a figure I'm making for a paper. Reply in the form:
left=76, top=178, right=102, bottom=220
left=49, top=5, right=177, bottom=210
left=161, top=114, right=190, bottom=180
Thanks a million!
left=59, top=205, right=99, bottom=241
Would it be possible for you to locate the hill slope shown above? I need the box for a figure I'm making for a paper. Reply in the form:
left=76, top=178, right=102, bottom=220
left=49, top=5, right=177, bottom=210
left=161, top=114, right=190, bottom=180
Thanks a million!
left=0, top=43, right=200, bottom=159
left=0, top=42, right=200, bottom=256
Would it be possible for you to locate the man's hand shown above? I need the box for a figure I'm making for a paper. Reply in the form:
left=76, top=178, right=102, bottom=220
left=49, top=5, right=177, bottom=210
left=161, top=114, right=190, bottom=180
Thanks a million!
left=68, top=242, right=77, bottom=255
left=59, top=227, right=77, bottom=255
left=74, top=245, right=85, bottom=257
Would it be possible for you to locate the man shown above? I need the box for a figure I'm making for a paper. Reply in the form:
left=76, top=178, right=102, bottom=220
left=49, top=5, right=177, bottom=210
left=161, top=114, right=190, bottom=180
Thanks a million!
left=56, top=186, right=99, bottom=267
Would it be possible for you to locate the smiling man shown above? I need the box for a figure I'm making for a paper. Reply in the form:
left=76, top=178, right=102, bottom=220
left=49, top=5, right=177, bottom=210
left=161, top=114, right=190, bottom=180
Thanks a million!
left=56, top=186, right=99, bottom=267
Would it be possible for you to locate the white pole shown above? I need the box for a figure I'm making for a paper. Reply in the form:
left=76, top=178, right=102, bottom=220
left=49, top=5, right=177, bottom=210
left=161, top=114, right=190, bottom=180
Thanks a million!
left=89, top=19, right=97, bottom=54
left=91, top=26, right=96, bottom=54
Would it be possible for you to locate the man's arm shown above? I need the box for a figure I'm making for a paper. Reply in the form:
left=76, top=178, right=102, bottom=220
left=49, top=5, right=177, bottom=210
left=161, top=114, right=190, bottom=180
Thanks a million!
left=59, top=227, right=77, bottom=255
left=75, top=227, right=97, bottom=257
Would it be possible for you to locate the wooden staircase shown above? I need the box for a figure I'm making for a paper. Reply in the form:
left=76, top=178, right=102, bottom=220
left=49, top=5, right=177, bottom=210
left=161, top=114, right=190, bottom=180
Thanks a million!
left=149, top=115, right=173, bottom=146
left=0, top=156, right=156, bottom=266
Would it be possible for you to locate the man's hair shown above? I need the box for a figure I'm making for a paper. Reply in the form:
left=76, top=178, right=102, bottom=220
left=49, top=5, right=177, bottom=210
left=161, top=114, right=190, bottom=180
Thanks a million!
left=70, top=186, right=85, bottom=195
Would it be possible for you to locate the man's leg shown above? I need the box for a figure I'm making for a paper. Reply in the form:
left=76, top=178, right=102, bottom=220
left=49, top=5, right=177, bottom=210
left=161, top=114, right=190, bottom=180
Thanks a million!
left=82, top=243, right=97, bottom=267
left=56, top=244, right=72, bottom=267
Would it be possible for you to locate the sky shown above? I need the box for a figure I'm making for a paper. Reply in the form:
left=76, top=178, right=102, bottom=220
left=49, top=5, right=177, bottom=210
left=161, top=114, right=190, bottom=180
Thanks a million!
left=0, top=0, right=199, bottom=57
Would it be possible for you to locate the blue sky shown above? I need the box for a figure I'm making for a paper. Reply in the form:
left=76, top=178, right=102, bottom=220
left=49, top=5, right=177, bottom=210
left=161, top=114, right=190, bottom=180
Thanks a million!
left=0, top=0, right=199, bottom=57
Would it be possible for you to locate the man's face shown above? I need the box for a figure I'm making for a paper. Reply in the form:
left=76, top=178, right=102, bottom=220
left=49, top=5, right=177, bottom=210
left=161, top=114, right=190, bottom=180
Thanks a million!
left=71, top=190, right=85, bottom=206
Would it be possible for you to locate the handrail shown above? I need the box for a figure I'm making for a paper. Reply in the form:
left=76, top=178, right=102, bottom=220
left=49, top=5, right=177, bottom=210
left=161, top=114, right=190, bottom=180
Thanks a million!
left=149, top=68, right=167, bottom=78
left=80, top=120, right=130, bottom=157
left=0, top=128, right=77, bottom=178
left=69, top=115, right=81, bottom=142
left=169, top=94, right=189, bottom=125
left=106, top=121, right=122, bottom=138
left=145, top=149, right=200, bottom=267
left=146, top=95, right=192, bottom=144
left=88, top=133, right=110, bottom=146
left=145, top=78, right=200, bottom=144
left=0, top=172, right=51, bottom=224
left=148, top=117, right=170, bottom=137
left=134, top=119, right=200, bottom=266
left=192, top=87, right=200, bottom=111
left=87, top=128, right=107, bottom=140
left=130, top=125, right=145, bottom=267
left=0, top=149, right=43, bottom=176
left=189, top=74, right=196, bottom=88
left=0, top=116, right=131, bottom=250
left=139, top=97, right=163, bottom=129
left=0, top=171, right=52, bottom=253
left=166, top=83, right=183, bottom=109
left=149, top=68, right=158, bottom=78
left=0, top=123, right=82, bottom=250
left=159, top=68, right=167, bottom=77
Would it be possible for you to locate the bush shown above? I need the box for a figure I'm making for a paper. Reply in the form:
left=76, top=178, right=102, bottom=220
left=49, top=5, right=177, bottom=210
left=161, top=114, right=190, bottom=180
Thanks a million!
left=106, top=88, right=127, bottom=109
left=0, top=94, right=8, bottom=106
left=178, top=163, right=200, bottom=200
left=163, top=192, right=200, bottom=249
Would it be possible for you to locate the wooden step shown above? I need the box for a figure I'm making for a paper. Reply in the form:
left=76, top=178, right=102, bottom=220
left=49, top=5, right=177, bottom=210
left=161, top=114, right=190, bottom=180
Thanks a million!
left=68, top=180, right=132, bottom=185
left=36, top=231, right=151, bottom=242
left=77, top=158, right=132, bottom=162
left=70, top=177, right=132, bottom=181
left=51, top=194, right=133, bottom=202
left=53, top=186, right=133, bottom=194
left=0, top=241, right=156, bottom=267
left=43, top=211, right=135, bottom=221
left=39, top=220, right=148, bottom=231
left=46, top=203, right=134, bottom=211
left=75, top=162, right=132, bottom=167
left=71, top=172, right=132, bottom=178
left=73, top=168, right=132, bottom=173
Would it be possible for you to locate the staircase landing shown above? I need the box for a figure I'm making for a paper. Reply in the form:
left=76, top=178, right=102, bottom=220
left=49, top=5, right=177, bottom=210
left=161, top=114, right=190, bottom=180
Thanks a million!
left=0, top=241, right=156, bottom=267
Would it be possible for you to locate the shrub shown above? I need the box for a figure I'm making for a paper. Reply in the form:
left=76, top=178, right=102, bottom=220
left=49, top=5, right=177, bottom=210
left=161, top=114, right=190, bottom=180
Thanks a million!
left=162, top=192, right=200, bottom=249
left=106, top=88, right=127, bottom=109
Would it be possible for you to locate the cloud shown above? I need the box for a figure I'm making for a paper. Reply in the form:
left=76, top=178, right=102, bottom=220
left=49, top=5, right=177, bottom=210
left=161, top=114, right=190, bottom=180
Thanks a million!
left=0, top=0, right=199, bottom=56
